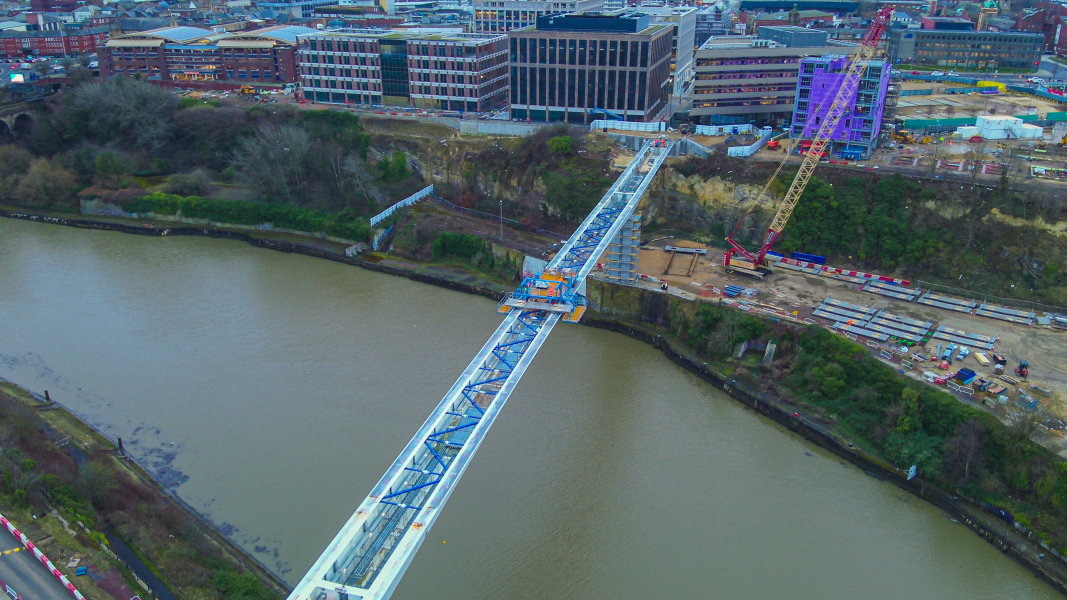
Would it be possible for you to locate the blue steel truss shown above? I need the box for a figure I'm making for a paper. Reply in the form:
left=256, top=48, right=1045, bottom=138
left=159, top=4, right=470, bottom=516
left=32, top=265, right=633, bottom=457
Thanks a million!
left=288, top=139, right=674, bottom=600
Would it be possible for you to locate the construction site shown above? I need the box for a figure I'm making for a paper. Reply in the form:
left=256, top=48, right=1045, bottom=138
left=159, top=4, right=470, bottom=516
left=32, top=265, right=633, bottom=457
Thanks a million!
left=613, top=239, right=1067, bottom=453
left=587, top=7, right=1067, bottom=458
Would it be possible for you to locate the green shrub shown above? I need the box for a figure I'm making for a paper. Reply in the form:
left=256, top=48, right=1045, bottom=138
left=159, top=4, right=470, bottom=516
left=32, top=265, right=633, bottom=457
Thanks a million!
left=213, top=570, right=274, bottom=600
left=432, top=232, right=485, bottom=261
left=547, top=135, right=574, bottom=155
left=120, top=193, right=370, bottom=242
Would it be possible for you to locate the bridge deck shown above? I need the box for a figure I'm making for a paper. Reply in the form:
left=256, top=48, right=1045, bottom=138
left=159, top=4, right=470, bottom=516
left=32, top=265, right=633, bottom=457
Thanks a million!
left=288, top=140, right=674, bottom=600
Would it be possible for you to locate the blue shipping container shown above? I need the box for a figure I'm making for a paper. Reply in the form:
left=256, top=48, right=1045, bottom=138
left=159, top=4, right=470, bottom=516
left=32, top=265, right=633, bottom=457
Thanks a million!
left=790, top=251, right=827, bottom=265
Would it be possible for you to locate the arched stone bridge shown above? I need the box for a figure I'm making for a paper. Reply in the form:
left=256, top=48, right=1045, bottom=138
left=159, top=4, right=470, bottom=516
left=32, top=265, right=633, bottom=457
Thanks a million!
left=0, top=102, right=36, bottom=140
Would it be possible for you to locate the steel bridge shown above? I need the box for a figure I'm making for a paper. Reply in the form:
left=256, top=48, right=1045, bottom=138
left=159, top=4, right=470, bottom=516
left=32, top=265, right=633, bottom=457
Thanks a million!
left=288, top=139, right=675, bottom=600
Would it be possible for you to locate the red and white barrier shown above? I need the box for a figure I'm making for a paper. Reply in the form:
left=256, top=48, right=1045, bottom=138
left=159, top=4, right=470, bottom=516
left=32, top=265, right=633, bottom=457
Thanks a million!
left=0, top=514, right=85, bottom=600
left=775, top=257, right=911, bottom=286
left=0, top=574, right=22, bottom=600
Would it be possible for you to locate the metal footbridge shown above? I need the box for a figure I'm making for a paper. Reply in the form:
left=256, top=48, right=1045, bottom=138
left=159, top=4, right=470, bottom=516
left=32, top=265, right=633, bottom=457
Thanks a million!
left=289, top=139, right=675, bottom=600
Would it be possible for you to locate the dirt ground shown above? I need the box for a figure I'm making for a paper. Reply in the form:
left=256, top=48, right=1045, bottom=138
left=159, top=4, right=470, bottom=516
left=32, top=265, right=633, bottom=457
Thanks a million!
left=893, top=82, right=1062, bottom=121
left=635, top=238, right=1067, bottom=416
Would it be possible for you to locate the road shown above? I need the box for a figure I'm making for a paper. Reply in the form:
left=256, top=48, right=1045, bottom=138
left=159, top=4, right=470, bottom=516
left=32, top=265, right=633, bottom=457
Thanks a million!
left=0, top=525, right=73, bottom=600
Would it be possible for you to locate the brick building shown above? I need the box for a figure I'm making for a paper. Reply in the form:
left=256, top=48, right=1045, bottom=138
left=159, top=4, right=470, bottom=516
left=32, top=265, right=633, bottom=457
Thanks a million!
left=1016, top=6, right=1067, bottom=55
left=101, top=25, right=314, bottom=86
left=0, top=25, right=109, bottom=57
left=508, top=12, right=674, bottom=123
left=29, top=0, right=77, bottom=13
left=298, top=29, right=509, bottom=112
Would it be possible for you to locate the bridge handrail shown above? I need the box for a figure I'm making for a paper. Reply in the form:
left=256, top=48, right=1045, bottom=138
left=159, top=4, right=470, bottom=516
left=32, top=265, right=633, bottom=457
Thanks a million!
left=369, top=185, right=434, bottom=227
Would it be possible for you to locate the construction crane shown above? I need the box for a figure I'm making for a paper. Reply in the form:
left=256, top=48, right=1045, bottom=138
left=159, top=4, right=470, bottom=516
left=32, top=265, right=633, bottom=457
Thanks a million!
left=723, top=6, right=894, bottom=279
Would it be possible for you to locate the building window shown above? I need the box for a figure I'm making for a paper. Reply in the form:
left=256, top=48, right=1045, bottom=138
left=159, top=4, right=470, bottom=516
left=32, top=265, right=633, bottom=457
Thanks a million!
left=238, top=70, right=247, bottom=79
left=251, top=69, right=260, bottom=79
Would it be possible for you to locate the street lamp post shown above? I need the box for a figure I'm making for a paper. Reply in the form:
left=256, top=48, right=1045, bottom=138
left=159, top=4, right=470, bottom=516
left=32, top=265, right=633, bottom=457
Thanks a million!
left=499, top=200, right=503, bottom=240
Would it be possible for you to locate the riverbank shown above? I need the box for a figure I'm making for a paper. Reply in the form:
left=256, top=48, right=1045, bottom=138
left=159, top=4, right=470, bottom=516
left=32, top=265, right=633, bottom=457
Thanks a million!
left=8, top=203, right=1067, bottom=593
left=0, top=380, right=288, bottom=600
left=583, top=276, right=1067, bottom=596
left=0, top=207, right=512, bottom=302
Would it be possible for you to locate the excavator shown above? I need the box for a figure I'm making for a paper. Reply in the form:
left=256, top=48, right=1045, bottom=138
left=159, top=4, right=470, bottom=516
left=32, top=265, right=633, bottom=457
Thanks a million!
left=894, top=129, right=915, bottom=144
left=723, top=6, right=894, bottom=279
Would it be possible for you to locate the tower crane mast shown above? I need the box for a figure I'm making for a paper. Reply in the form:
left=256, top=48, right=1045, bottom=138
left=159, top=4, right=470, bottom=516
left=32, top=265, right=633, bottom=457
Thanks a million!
left=723, top=6, right=895, bottom=278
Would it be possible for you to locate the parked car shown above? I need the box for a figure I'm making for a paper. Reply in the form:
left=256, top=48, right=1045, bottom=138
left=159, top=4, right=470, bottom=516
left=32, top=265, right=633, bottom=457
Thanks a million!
left=87, top=60, right=98, bottom=69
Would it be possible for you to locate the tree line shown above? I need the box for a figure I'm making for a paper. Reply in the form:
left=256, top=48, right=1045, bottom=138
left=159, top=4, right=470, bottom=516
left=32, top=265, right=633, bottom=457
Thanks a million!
left=1, top=77, right=418, bottom=233
left=667, top=156, right=1067, bottom=306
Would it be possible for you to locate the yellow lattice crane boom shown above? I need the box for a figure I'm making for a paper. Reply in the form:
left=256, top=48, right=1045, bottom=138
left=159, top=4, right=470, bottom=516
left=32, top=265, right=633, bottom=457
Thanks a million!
left=723, top=6, right=895, bottom=278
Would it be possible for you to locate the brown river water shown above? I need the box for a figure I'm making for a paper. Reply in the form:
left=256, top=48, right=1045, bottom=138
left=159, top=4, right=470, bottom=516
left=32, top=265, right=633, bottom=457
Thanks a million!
left=0, top=217, right=1060, bottom=599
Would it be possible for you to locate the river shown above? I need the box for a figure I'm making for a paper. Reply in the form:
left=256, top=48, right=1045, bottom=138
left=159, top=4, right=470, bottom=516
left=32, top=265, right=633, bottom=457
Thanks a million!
left=0, top=217, right=1060, bottom=599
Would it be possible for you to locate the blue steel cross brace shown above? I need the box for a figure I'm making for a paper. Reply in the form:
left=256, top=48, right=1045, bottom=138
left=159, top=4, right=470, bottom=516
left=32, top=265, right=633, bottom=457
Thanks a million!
left=288, top=139, right=674, bottom=600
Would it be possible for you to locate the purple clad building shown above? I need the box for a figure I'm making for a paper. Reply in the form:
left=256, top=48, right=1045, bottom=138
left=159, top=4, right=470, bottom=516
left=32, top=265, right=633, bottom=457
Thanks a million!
left=789, top=55, right=890, bottom=160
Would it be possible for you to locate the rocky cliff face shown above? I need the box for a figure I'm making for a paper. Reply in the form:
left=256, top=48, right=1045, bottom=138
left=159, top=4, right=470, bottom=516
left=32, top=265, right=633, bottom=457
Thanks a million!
left=643, top=168, right=780, bottom=235
left=364, top=120, right=548, bottom=207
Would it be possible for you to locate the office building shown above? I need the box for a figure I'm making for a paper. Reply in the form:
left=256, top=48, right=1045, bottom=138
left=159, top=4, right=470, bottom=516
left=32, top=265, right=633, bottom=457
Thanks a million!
left=695, top=3, right=739, bottom=45
left=299, top=29, right=509, bottom=111
left=101, top=25, right=314, bottom=86
left=789, top=55, right=890, bottom=159
left=757, top=24, right=828, bottom=47
left=632, top=5, right=697, bottom=98
left=920, top=16, right=974, bottom=30
left=690, top=31, right=848, bottom=126
left=508, top=12, right=674, bottom=123
left=888, top=27, right=1043, bottom=69
left=473, top=0, right=603, bottom=33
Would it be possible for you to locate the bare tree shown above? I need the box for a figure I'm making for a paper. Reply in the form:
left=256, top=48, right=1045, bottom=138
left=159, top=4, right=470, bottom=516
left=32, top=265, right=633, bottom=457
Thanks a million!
left=15, top=158, right=78, bottom=208
left=0, top=425, right=15, bottom=453
left=965, top=141, right=991, bottom=188
left=944, top=417, right=984, bottom=482
left=78, top=459, right=117, bottom=508
left=69, top=77, right=178, bottom=151
left=343, top=155, right=375, bottom=203
left=1010, top=391, right=1064, bottom=440
left=927, top=138, right=950, bottom=176
left=231, top=122, right=311, bottom=202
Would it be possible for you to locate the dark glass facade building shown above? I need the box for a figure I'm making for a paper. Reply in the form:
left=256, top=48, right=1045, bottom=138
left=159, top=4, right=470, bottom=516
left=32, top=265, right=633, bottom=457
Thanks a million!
left=507, top=12, right=674, bottom=123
